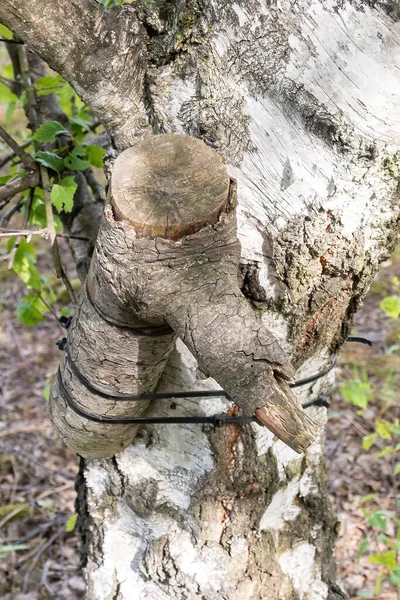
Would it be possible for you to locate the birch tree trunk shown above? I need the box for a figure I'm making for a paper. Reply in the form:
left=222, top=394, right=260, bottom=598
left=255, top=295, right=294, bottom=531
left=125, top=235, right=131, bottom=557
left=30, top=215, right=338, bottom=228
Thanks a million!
left=2, top=0, right=399, bottom=598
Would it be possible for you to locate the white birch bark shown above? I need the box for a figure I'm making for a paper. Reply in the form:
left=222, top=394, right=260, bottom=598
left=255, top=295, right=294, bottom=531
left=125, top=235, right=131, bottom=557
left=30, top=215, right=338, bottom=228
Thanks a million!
left=77, top=2, right=399, bottom=598
left=2, top=0, right=399, bottom=598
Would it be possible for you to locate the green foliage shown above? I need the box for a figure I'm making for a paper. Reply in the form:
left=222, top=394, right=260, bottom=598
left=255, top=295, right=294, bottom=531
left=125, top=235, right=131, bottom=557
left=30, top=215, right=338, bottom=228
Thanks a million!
left=0, top=82, right=17, bottom=105
left=342, top=288, right=400, bottom=598
left=0, top=24, right=13, bottom=40
left=85, top=144, right=106, bottom=168
left=0, top=544, right=29, bottom=556
left=380, top=295, right=400, bottom=319
left=28, top=193, right=63, bottom=232
left=340, top=371, right=372, bottom=409
left=63, top=146, right=90, bottom=171
left=34, top=74, right=67, bottom=96
left=32, top=120, right=69, bottom=143
left=0, top=503, right=31, bottom=522
left=367, top=511, right=387, bottom=532
left=50, top=176, right=78, bottom=213
left=65, top=513, right=78, bottom=532
left=33, top=150, right=65, bottom=173
left=16, top=294, right=46, bottom=326
left=10, top=238, right=41, bottom=289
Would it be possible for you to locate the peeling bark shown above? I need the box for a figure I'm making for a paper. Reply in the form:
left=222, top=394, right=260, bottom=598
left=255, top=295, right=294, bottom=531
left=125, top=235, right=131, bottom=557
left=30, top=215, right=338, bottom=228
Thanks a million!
left=4, top=0, right=400, bottom=598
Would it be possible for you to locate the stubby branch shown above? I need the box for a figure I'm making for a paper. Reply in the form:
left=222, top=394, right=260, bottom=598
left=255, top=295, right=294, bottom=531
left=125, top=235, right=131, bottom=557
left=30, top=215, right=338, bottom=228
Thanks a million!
left=0, top=0, right=149, bottom=148
left=50, top=134, right=318, bottom=456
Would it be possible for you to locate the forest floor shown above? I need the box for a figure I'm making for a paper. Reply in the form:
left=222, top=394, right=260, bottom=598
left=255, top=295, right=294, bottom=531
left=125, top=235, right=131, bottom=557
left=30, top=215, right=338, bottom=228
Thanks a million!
left=0, top=238, right=399, bottom=599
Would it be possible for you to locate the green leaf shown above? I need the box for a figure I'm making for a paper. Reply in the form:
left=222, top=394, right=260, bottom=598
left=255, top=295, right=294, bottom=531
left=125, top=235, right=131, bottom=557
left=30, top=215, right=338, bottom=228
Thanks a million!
left=17, top=297, right=45, bottom=326
left=389, top=567, right=400, bottom=588
left=32, top=120, right=68, bottom=143
left=1, top=63, right=14, bottom=79
left=16, top=293, right=48, bottom=326
left=34, top=75, right=66, bottom=96
left=5, top=100, right=16, bottom=124
left=0, top=544, right=29, bottom=555
left=374, top=574, right=385, bottom=596
left=28, top=196, right=47, bottom=228
left=50, top=176, right=77, bottom=213
left=0, top=24, right=13, bottom=40
left=17, top=91, right=27, bottom=108
left=394, top=463, right=400, bottom=476
left=380, top=295, right=400, bottom=319
left=33, top=151, right=65, bottom=173
left=340, top=380, right=371, bottom=410
left=362, top=434, right=377, bottom=451
left=65, top=513, right=77, bottom=533
left=6, top=236, right=17, bottom=253
left=357, top=538, right=369, bottom=560
left=0, top=503, right=30, bottom=522
left=377, top=446, right=394, bottom=458
left=69, top=116, right=92, bottom=132
left=360, top=494, right=377, bottom=505
left=43, top=385, right=50, bottom=401
left=368, top=550, right=397, bottom=570
left=376, top=420, right=392, bottom=440
left=85, top=144, right=106, bottom=168
left=61, top=306, right=70, bottom=317
left=64, top=146, right=90, bottom=171
left=0, top=174, right=12, bottom=185
left=367, top=510, right=387, bottom=532
left=0, top=81, right=17, bottom=104
left=12, top=239, right=41, bottom=289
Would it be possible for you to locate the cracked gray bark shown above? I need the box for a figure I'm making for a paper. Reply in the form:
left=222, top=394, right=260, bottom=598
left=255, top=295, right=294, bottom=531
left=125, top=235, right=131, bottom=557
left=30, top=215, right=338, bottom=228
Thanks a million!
left=3, top=0, right=400, bottom=598
left=50, top=134, right=317, bottom=456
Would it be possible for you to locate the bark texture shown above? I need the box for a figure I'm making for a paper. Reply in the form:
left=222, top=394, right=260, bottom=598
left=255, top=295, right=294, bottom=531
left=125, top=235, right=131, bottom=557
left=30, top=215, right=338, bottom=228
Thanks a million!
left=3, top=0, right=400, bottom=598
left=50, top=135, right=317, bottom=456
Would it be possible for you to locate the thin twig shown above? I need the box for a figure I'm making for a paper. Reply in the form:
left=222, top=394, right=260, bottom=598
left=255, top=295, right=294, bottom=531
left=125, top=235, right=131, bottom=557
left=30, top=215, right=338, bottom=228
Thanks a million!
left=0, top=139, right=32, bottom=169
left=53, top=238, right=77, bottom=304
left=0, top=423, right=51, bottom=437
left=23, top=186, right=35, bottom=227
left=0, top=170, right=39, bottom=204
left=0, top=504, right=31, bottom=530
left=7, top=518, right=69, bottom=544
left=0, top=75, right=14, bottom=88
left=0, top=196, right=26, bottom=225
left=40, top=560, right=54, bottom=598
left=0, top=227, right=48, bottom=238
left=0, top=442, right=65, bottom=474
left=84, top=167, right=105, bottom=202
left=40, top=166, right=56, bottom=244
left=36, top=482, right=74, bottom=502
left=56, top=232, right=90, bottom=242
left=0, top=125, right=36, bottom=170
left=33, top=290, right=65, bottom=331
left=22, top=531, right=60, bottom=593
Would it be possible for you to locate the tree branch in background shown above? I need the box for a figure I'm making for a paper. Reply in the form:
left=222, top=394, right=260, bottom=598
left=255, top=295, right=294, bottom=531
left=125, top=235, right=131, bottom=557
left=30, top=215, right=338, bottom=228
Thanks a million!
left=0, top=127, right=38, bottom=208
left=0, top=0, right=149, bottom=148
left=0, top=140, right=32, bottom=169
left=17, top=45, right=57, bottom=244
left=0, top=171, right=39, bottom=205
left=52, top=239, right=77, bottom=305
left=0, top=125, right=36, bottom=171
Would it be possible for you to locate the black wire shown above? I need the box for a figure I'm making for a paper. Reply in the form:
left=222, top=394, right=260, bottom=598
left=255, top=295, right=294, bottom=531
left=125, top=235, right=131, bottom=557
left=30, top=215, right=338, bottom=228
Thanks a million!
left=57, top=370, right=255, bottom=427
left=0, top=39, right=24, bottom=45
left=58, top=349, right=338, bottom=425
left=347, top=336, right=373, bottom=346
left=57, top=320, right=373, bottom=426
